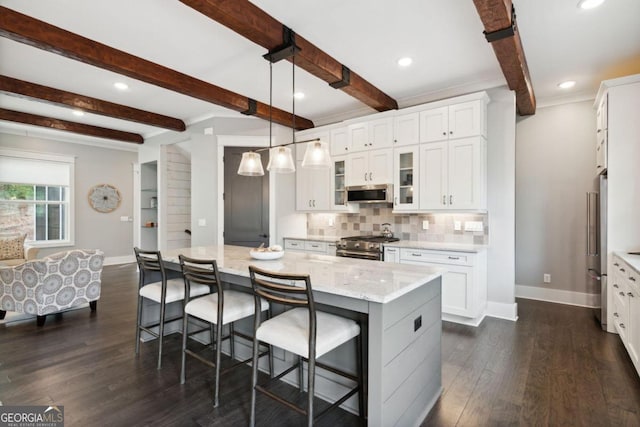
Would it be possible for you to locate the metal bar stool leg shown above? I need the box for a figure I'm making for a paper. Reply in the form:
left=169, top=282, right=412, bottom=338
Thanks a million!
left=213, top=320, right=223, bottom=407
left=307, top=355, right=315, bottom=427
left=135, top=294, right=143, bottom=354
left=250, top=320, right=261, bottom=427
left=180, top=313, right=189, bottom=384
left=229, top=323, right=235, bottom=360
left=356, top=331, right=365, bottom=418
left=157, top=298, right=166, bottom=370
left=298, top=355, right=304, bottom=393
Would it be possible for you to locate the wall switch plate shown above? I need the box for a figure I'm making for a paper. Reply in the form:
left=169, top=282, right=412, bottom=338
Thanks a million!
left=544, top=273, right=551, bottom=283
left=422, top=220, right=429, bottom=230
left=454, top=221, right=462, bottom=231
left=328, top=217, right=335, bottom=227
left=119, top=216, right=130, bottom=222
left=198, top=218, right=206, bottom=226
left=204, top=127, right=213, bottom=135
left=464, top=221, right=484, bottom=232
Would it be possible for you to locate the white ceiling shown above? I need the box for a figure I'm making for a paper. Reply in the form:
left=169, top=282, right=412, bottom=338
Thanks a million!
left=0, top=0, right=638, bottom=145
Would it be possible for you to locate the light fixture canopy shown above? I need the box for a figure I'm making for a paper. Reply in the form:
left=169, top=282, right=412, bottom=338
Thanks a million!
left=301, top=140, right=332, bottom=169
left=578, top=0, right=605, bottom=10
left=237, top=151, right=264, bottom=176
left=267, top=146, right=296, bottom=173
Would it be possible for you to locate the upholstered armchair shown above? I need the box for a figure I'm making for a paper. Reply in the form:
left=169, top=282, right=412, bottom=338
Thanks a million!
left=0, top=233, right=40, bottom=267
left=0, top=249, right=104, bottom=326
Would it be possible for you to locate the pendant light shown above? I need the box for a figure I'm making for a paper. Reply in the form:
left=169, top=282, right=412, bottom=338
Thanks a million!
left=237, top=151, right=264, bottom=176
left=267, top=60, right=295, bottom=173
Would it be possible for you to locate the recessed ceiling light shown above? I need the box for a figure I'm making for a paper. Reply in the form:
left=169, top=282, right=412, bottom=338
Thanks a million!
left=293, top=92, right=305, bottom=100
left=397, top=57, right=413, bottom=67
left=558, top=80, right=576, bottom=89
left=113, top=82, right=129, bottom=91
left=578, top=0, right=605, bottom=10
left=72, top=110, right=85, bottom=117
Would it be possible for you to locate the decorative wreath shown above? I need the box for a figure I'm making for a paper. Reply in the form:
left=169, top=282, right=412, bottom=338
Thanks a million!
left=88, top=184, right=121, bottom=213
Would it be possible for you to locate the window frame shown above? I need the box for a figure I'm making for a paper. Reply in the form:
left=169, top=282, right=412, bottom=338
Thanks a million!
left=0, top=149, right=75, bottom=248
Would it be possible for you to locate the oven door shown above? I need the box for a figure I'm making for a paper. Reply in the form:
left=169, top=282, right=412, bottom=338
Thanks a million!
left=336, top=249, right=381, bottom=261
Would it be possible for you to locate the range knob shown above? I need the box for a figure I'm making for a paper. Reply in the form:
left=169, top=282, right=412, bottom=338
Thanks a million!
left=371, top=243, right=380, bottom=250
left=354, top=243, right=360, bottom=248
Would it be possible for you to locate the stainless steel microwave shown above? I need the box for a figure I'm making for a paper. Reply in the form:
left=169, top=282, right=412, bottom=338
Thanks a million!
left=346, top=184, right=393, bottom=204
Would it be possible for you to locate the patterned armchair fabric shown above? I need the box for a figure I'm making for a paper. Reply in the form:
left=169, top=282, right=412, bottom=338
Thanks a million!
left=0, top=249, right=104, bottom=317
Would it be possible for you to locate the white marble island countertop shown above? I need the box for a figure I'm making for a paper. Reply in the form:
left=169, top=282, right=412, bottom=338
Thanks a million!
left=162, top=245, right=443, bottom=304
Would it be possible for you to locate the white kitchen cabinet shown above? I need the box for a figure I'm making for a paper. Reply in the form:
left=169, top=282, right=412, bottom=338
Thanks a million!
left=296, top=140, right=331, bottom=211
left=595, top=93, right=608, bottom=175
left=330, top=127, right=350, bottom=156
left=610, top=255, right=640, bottom=376
left=419, top=100, right=486, bottom=143
left=331, top=156, right=359, bottom=212
left=346, top=148, right=393, bottom=186
left=393, top=145, right=419, bottom=210
left=349, top=118, right=393, bottom=152
left=394, top=247, right=487, bottom=324
left=393, top=112, right=420, bottom=147
left=420, top=136, right=486, bottom=211
left=284, top=238, right=336, bottom=255
left=383, top=246, right=400, bottom=263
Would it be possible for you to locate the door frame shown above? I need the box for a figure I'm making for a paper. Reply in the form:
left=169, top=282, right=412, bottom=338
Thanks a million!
left=216, top=135, right=275, bottom=247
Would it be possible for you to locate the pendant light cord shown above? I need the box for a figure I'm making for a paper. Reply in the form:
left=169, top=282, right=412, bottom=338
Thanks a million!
left=292, top=54, right=296, bottom=145
left=269, top=61, right=273, bottom=150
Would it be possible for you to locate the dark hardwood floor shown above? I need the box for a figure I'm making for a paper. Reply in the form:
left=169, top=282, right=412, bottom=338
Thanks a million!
left=1, top=263, right=639, bottom=426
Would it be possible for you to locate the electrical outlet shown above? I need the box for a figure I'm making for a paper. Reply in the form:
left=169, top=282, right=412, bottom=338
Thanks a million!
left=198, top=218, right=206, bottom=226
left=328, top=216, right=335, bottom=227
left=464, top=221, right=483, bottom=232
left=544, top=273, right=551, bottom=283
left=422, top=220, right=429, bottom=230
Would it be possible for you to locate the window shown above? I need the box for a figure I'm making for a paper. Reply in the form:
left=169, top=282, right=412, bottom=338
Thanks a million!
left=0, top=149, right=75, bottom=247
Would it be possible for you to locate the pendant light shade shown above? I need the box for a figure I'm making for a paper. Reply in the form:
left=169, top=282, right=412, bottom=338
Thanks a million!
left=267, top=146, right=296, bottom=173
left=237, top=151, right=264, bottom=176
left=301, top=140, right=332, bottom=169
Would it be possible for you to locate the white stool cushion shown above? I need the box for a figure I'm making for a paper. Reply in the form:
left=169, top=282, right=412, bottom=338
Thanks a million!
left=256, top=308, right=360, bottom=359
left=185, top=290, right=269, bottom=325
left=139, top=278, right=209, bottom=304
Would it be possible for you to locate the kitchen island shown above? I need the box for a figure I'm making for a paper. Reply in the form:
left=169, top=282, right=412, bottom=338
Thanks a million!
left=162, top=245, right=444, bottom=426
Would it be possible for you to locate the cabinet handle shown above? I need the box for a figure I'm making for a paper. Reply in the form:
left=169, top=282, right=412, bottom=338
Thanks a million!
left=620, top=268, right=626, bottom=272
left=411, top=253, right=422, bottom=257
left=387, top=249, right=396, bottom=252
left=394, top=139, right=397, bottom=143
left=369, top=172, right=373, bottom=181
left=450, top=195, right=453, bottom=205
left=364, top=172, right=368, bottom=181
left=614, top=263, right=620, bottom=266
left=311, top=244, right=319, bottom=248
left=442, top=195, right=446, bottom=205
left=313, top=199, right=316, bottom=207
left=345, top=147, right=348, bottom=151
left=597, top=129, right=602, bottom=133
left=394, top=196, right=398, bottom=205
left=614, top=312, right=619, bottom=317
left=442, top=132, right=446, bottom=136
left=629, top=277, right=636, bottom=282
left=628, top=292, right=635, bottom=297
left=308, top=200, right=312, bottom=207
left=449, top=131, right=453, bottom=135
left=620, top=323, right=626, bottom=329
left=448, top=256, right=460, bottom=260
left=613, top=284, right=619, bottom=288
left=620, top=291, right=625, bottom=296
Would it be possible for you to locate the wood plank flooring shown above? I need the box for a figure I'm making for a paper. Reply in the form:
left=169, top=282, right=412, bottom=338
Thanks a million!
left=1, top=263, right=639, bottom=426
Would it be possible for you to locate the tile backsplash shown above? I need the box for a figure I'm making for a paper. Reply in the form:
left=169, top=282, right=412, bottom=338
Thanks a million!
left=307, top=206, right=488, bottom=244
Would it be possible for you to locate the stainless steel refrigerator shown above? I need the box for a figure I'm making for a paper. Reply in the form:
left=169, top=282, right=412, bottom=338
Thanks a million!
left=587, top=174, right=607, bottom=329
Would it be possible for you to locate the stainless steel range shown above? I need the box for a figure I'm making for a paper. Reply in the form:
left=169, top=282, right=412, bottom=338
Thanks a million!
left=336, top=235, right=400, bottom=261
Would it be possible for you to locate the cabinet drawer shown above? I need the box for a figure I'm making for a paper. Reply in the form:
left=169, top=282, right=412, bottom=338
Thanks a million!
left=399, top=248, right=472, bottom=266
left=305, top=241, right=327, bottom=253
left=284, top=239, right=305, bottom=251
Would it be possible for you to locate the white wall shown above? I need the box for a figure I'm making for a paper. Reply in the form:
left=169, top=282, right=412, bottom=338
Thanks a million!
left=0, top=132, right=137, bottom=260
left=515, top=100, right=597, bottom=303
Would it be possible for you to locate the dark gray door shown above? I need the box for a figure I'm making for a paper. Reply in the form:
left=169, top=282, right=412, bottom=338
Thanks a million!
left=224, top=147, right=269, bottom=248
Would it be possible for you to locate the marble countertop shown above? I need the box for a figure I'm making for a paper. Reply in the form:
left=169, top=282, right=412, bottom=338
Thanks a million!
left=284, top=236, right=341, bottom=243
left=383, top=240, right=487, bottom=253
left=615, top=251, right=640, bottom=275
left=162, top=245, right=443, bottom=304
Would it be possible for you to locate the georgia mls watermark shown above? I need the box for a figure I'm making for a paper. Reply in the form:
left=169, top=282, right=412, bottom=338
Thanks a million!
left=0, top=405, right=64, bottom=427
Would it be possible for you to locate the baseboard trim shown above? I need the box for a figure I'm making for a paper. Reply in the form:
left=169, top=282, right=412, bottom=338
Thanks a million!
left=104, top=255, right=135, bottom=266
left=515, top=284, right=600, bottom=308
left=485, top=301, right=519, bottom=321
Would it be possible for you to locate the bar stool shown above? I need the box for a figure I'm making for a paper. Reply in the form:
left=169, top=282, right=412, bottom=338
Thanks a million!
left=134, top=247, right=210, bottom=370
left=179, top=255, right=272, bottom=407
left=248, top=265, right=364, bottom=426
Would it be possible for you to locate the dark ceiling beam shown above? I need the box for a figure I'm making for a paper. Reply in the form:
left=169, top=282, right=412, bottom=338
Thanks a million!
left=0, top=6, right=313, bottom=130
left=179, top=0, right=398, bottom=112
left=0, top=75, right=186, bottom=132
left=0, top=108, right=144, bottom=144
left=472, top=0, right=536, bottom=115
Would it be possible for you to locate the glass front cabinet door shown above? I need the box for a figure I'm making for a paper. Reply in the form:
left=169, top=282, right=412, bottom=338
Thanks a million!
left=331, top=156, right=358, bottom=212
left=393, top=145, right=419, bottom=210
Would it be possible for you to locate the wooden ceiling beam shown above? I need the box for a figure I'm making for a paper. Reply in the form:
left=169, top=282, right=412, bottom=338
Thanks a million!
left=0, top=108, right=144, bottom=144
left=0, top=75, right=186, bottom=132
left=0, top=6, right=313, bottom=130
left=472, top=0, right=536, bottom=115
left=179, top=0, right=398, bottom=112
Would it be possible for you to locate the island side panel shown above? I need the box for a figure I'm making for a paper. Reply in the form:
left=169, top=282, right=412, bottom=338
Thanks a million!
left=367, top=276, right=442, bottom=427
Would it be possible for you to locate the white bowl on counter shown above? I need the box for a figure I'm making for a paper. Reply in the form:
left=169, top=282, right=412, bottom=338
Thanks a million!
left=249, top=250, right=284, bottom=260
